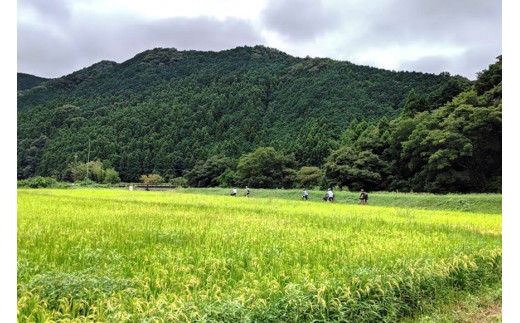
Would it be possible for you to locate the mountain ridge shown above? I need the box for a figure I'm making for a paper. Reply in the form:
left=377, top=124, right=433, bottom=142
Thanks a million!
left=18, top=45, right=461, bottom=93
left=17, top=45, right=469, bottom=182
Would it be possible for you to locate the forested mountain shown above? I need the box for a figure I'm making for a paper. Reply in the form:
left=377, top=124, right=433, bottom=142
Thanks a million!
left=18, top=46, right=500, bottom=192
left=17, top=73, right=49, bottom=91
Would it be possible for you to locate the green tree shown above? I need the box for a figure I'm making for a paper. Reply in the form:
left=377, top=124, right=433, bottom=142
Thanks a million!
left=323, top=146, right=387, bottom=191
left=400, top=89, right=431, bottom=118
left=140, top=174, right=164, bottom=184
left=475, top=55, right=502, bottom=95
left=428, top=77, right=471, bottom=109
left=216, top=169, right=240, bottom=187
left=103, top=168, right=121, bottom=184
left=170, top=177, right=189, bottom=187
left=87, top=160, right=106, bottom=183
left=236, top=147, right=297, bottom=188
left=185, top=155, right=235, bottom=187
left=68, top=160, right=106, bottom=183
left=296, top=166, right=323, bottom=188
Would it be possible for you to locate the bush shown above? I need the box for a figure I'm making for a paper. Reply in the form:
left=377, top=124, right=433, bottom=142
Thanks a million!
left=185, top=156, right=235, bottom=187
left=73, top=179, right=109, bottom=188
left=68, top=160, right=122, bottom=184
left=104, top=168, right=121, bottom=184
left=170, top=177, right=188, bottom=188
left=296, top=166, right=323, bottom=188
left=18, top=176, right=59, bottom=188
left=140, top=174, right=164, bottom=184
left=217, top=169, right=240, bottom=187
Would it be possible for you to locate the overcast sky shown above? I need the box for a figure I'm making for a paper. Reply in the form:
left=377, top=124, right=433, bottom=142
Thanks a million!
left=17, top=0, right=502, bottom=79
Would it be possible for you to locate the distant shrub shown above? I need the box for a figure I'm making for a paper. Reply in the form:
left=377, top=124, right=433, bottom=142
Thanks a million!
left=296, top=166, right=322, bottom=188
left=103, top=168, right=121, bottom=184
left=68, top=160, right=121, bottom=184
left=73, top=179, right=109, bottom=188
left=18, top=176, right=59, bottom=188
left=217, top=169, right=240, bottom=187
left=140, top=174, right=164, bottom=184
left=170, top=177, right=188, bottom=187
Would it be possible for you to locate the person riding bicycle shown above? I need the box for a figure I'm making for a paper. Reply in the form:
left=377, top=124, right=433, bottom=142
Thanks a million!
left=327, top=188, right=334, bottom=202
left=359, top=189, right=368, bottom=205
left=302, top=189, right=309, bottom=201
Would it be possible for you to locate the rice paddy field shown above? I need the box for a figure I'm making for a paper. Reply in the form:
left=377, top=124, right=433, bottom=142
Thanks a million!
left=17, top=189, right=502, bottom=322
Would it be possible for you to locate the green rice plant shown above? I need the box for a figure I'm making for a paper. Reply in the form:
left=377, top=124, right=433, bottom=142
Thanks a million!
left=17, top=189, right=501, bottom=321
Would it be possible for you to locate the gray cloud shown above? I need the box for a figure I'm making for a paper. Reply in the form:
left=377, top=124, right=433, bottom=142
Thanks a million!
left=19, top=0, right=71, bottom=23
left=17, top=0, right=502, bottom=80
left=325, top=0, right=501, bottom=79
left=18, top=16, right=265, bottom=78
left=398, top=50, right=500, bottom=79
left=352, top=0, right=501, bottom=46
left=18, top=24, right=79, bottom=77
left=136, top=17, right=265, bottom=51
left=261, top=0, right=340, bottom=41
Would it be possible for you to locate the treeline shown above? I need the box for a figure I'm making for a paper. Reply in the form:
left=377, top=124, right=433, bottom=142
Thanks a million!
left=17, top=46, right=500, bottom=192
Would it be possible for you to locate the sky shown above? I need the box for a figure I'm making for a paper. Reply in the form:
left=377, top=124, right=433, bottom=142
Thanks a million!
left=17, top=0, right=501, bottom=79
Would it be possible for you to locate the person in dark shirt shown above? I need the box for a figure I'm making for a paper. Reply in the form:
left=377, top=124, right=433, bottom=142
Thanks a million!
left=359, top=189, right=368, bottom=205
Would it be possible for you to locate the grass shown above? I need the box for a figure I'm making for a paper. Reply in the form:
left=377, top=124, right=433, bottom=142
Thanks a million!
left=403, top=282, right=502, bottom=322
left=17, top=189, right=502, bottom=321
left=173, top=187, right=502, bottom=214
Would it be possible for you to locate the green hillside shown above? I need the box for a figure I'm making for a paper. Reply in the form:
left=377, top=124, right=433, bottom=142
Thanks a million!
left=17, top=73, right=49, bottom=91
left=17, top=46, right=465, bottom=183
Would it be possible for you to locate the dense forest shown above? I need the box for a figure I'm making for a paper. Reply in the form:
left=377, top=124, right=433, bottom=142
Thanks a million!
left=17, top=73, right=49, bottom=91
left=17, top=46, right=501, bottom=192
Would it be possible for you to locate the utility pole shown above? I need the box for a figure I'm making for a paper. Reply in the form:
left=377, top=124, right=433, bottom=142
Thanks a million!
left=85, top=137, right=91, bottom=180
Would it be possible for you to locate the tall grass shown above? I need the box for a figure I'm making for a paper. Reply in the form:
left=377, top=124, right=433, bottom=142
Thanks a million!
left=17, top=189, right=501, bottom=321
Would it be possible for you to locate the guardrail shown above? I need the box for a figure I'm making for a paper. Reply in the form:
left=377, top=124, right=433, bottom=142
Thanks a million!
left=136, top=184, right=177, bottom=191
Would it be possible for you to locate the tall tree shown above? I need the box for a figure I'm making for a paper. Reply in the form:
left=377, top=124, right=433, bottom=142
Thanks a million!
left=236, top=147, right=297, bottom=188
left=323, top=146, right=387, bottom=191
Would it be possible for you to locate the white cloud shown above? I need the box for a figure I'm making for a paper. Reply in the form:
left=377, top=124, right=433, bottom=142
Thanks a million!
left=18, top=15, right=266, bottom=77
left=352, top=44, right=467, bottom=70
left=70, top=0, right=266, bottom=20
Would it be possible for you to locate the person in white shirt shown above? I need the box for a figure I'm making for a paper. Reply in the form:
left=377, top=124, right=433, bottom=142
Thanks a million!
left=327, top=188, right=334, bottom=202
left=231, top=187, right=237, bottom=196
left=302, top=189, right=309, bottom=201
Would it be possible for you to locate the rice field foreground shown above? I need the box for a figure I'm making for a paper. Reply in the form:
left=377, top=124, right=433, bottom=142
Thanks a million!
left=17, top=189, right=502, bottom=322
